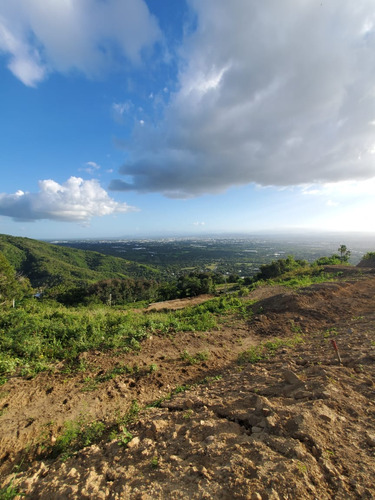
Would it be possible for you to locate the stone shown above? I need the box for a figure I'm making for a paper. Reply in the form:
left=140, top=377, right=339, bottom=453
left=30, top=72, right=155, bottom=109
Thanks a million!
left=151, top=419, right=169, bottom=434
left=127, top=437, right=140, bottom=449
left=293, top=390, right=311, bottom=400
left=282, top=369, right=303, bottom=385
left=366, top=432, right=375, bottom=447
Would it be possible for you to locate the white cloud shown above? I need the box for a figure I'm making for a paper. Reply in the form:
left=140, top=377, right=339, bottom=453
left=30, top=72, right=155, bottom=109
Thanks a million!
left=111, top=0, right=375, bottom=198
left=0, top=177, right=136, bottom=222
left=80, top=161, right=101, bottom=175
left=112, top=101, right=132, bottom=117
left=0, top=0, right=161, bottom=86
left=0, top=19, right=46, bottom=86
left=303, top=177, right=375, bottom=197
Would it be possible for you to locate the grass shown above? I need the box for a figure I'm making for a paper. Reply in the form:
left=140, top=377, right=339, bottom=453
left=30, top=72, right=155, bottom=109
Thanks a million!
left=180, top=349, right=210, bottom=365
left=0, top=293, right=259, bottom=378
left=50, top=417, right=106, bottom=460
left=0, top=263, right=344, bottom=380
left=321, top=327, right=339, bottom=338
left=39, top=399, right=142, bottom=462
left=0, top=479, right=22, bottom=500
left=0, top=298, right=222, bottom=377
left=238, top=335, right=304, bottom=364
left=257, top=268, right=341, bottom=289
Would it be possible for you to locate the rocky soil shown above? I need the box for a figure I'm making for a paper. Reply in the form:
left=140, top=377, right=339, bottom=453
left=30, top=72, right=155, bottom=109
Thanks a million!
left=1, top=267, right=375, bottom=499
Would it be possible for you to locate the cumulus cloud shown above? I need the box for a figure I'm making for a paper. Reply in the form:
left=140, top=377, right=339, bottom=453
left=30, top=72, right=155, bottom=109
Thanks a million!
left=0, top=177, right=136, bottom=222
left=110, top=0, right=375, bottom=197
left=0, top=0, right=161, bottom=86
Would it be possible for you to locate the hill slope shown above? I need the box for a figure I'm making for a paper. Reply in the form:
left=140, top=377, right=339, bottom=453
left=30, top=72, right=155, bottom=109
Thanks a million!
left=1, top=269, right=374, bottom=498
left=0, top=234, right=160, bottom=287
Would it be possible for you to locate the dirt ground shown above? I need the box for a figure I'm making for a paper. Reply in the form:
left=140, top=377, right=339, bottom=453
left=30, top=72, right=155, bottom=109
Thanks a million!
left=1, top=266, right=375, bottom=498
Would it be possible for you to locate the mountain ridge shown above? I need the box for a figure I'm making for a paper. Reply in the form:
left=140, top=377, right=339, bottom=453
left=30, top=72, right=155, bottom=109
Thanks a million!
left=0, top=233, right=160, bottom=288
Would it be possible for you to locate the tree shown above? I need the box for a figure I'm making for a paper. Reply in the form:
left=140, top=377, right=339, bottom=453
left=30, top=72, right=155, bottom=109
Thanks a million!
left=338, top=245, right=351, bottom=263
left=0, top=252, right=32, bottom=303
left=254, top=255, right=308, bottom=281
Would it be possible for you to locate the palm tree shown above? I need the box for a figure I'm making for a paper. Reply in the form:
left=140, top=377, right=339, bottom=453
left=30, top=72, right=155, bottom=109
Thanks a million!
left=338, top=245, right=351, bottom=263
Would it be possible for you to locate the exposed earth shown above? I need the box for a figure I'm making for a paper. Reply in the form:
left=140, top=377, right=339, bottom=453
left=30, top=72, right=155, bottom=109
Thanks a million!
left=1, top=266, right=375, bottom=498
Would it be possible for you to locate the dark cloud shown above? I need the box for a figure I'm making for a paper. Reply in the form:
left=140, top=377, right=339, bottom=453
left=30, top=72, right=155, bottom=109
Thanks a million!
left=111, top=0, right=375, bottom=197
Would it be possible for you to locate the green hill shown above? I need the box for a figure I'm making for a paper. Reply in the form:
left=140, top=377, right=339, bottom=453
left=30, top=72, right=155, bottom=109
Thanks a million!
left=0, top=234, right=160, bottom=288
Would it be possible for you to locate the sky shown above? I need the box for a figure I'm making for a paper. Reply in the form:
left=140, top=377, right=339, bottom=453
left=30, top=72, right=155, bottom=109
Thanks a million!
left=1, top=0, right=375, bottom=240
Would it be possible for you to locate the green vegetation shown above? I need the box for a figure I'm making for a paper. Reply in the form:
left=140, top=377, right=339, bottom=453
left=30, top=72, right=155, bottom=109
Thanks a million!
left=47, top=399, right=141, bottom=460
left=362, top=251, right=375, bottom=260
left=314, top=245, right=351, bottom=266
left=51, top=417, right=106, bottom=460
left=0, top=235, right=366, bottom=382
left=0, top=234, right=160, bottom=289
left=0, top=252, right=32, bottom=304
left=252, top=255, right=309, bottom=281
left=180, top=349, right=210, bottom=364
left=238, top=335, right=304, bottom=364
left=0, top=295, right=249, bottom=378
left=338, top=244, right=351, bottom=263
left=112, top=399, right=140, bottom=446
left=0, top=479, right=21, bottom=500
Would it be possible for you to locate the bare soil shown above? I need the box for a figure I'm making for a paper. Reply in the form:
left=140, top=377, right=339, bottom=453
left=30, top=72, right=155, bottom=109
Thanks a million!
left=1, top=267, right=375, bottom=498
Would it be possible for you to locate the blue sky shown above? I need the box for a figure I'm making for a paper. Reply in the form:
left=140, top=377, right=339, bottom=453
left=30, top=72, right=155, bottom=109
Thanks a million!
left=1, top=0, right=375, bottom=239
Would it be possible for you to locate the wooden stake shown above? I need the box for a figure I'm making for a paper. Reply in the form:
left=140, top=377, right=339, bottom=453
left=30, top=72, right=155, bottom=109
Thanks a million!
left=331, top=339, right=342, bottom=365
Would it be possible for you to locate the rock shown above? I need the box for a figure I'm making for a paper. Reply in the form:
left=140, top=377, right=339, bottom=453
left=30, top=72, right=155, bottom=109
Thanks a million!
left=251, top=493, right=262, bottom=500
left=293, top=389, right=311, bottom=399
left=127, top=437, right=140, bottom=449
left=151, top=419, right=169, bottom=434
left=200, top=466, right=211, bottom=479
left=366, top=432, right=375, bottom=447
left=67, top=467, right=79, bottom=478
left=265, top=415, right=278, bottom=430
left=252, top=426, right=263, bottom=434
left=266, top=489, right=280, bottom=499
left=115, top=381, right=128, bottom=392
left=183, top=397, right=204, bottom=409
left=282, top=369, right=303, bottom=385
left=254, top=395, right=271, bottom=411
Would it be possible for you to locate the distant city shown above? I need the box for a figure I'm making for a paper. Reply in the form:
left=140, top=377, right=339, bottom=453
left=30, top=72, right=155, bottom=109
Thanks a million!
left=52, top=233, right=375, bottom=278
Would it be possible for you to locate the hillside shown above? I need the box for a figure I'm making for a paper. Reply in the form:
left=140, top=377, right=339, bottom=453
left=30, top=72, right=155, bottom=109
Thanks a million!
left=0, top=266, right=374, bottom=498
left=0, top=234, right=160, bottom=288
